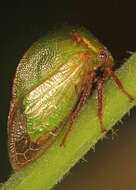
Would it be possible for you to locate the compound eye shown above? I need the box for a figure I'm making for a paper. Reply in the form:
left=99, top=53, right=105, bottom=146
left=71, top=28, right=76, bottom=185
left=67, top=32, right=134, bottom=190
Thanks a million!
left=98, top=49, right=109, bottom=63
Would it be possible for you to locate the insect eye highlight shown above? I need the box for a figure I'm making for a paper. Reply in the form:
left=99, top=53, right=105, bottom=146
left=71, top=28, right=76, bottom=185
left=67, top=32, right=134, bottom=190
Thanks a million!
left=98, top=49, right=109, bottom=64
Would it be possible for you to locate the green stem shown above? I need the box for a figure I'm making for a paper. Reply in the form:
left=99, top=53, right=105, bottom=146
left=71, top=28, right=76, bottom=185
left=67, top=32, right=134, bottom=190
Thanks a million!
left=1, top=53, right=136, bottom=190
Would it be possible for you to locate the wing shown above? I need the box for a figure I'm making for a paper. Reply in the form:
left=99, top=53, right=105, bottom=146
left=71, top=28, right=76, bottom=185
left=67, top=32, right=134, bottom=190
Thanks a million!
left=24, top=53, right=88, bottom=141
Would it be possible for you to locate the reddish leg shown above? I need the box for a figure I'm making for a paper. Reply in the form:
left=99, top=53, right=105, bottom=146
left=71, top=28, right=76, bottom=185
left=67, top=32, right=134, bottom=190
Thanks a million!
left=60, top=72, right=96, bottom=147
left=105, top=67, right=134, bottom=102
left=97, top=66, right=134, bottom=133
left=97, top=80, right=106, bottom=132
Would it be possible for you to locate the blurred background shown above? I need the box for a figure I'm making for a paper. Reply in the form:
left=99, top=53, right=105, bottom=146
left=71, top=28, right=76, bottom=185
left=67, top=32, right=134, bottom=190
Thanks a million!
left=0, top=0, right=136, bottom=190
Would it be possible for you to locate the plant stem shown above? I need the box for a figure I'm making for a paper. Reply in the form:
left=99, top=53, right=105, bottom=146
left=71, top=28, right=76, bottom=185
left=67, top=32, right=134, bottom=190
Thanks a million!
left=1, top=53, right=136, bottom=190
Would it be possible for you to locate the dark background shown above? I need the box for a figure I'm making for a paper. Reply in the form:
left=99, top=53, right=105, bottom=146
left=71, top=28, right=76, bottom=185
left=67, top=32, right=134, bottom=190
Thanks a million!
left=0, top=0, right=136, bottom=190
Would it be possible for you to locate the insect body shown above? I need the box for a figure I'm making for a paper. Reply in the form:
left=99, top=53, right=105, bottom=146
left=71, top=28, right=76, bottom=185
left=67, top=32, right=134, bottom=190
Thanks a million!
left=8, top=27, right=133, bottom=170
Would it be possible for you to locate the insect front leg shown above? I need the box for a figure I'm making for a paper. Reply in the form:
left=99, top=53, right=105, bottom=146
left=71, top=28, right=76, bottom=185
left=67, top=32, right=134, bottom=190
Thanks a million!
left=96, top=66, right=134, bottom=134
left=105, top=67, right=134, bottom=102
left=96, top=79, right=106, bottom=132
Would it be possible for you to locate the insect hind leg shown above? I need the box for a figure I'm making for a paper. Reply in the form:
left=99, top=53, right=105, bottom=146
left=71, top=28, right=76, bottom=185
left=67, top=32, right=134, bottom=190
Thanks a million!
left=60, top=72, right=96, bottom=147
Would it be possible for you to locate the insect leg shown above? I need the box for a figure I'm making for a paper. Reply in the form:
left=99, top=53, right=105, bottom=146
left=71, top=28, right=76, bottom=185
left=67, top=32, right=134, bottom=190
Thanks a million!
left=96, top=79, right=106, bottom=132
left=60, top=72, right=96, bottom=147
left=105, top=67, right=134, bottom=102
